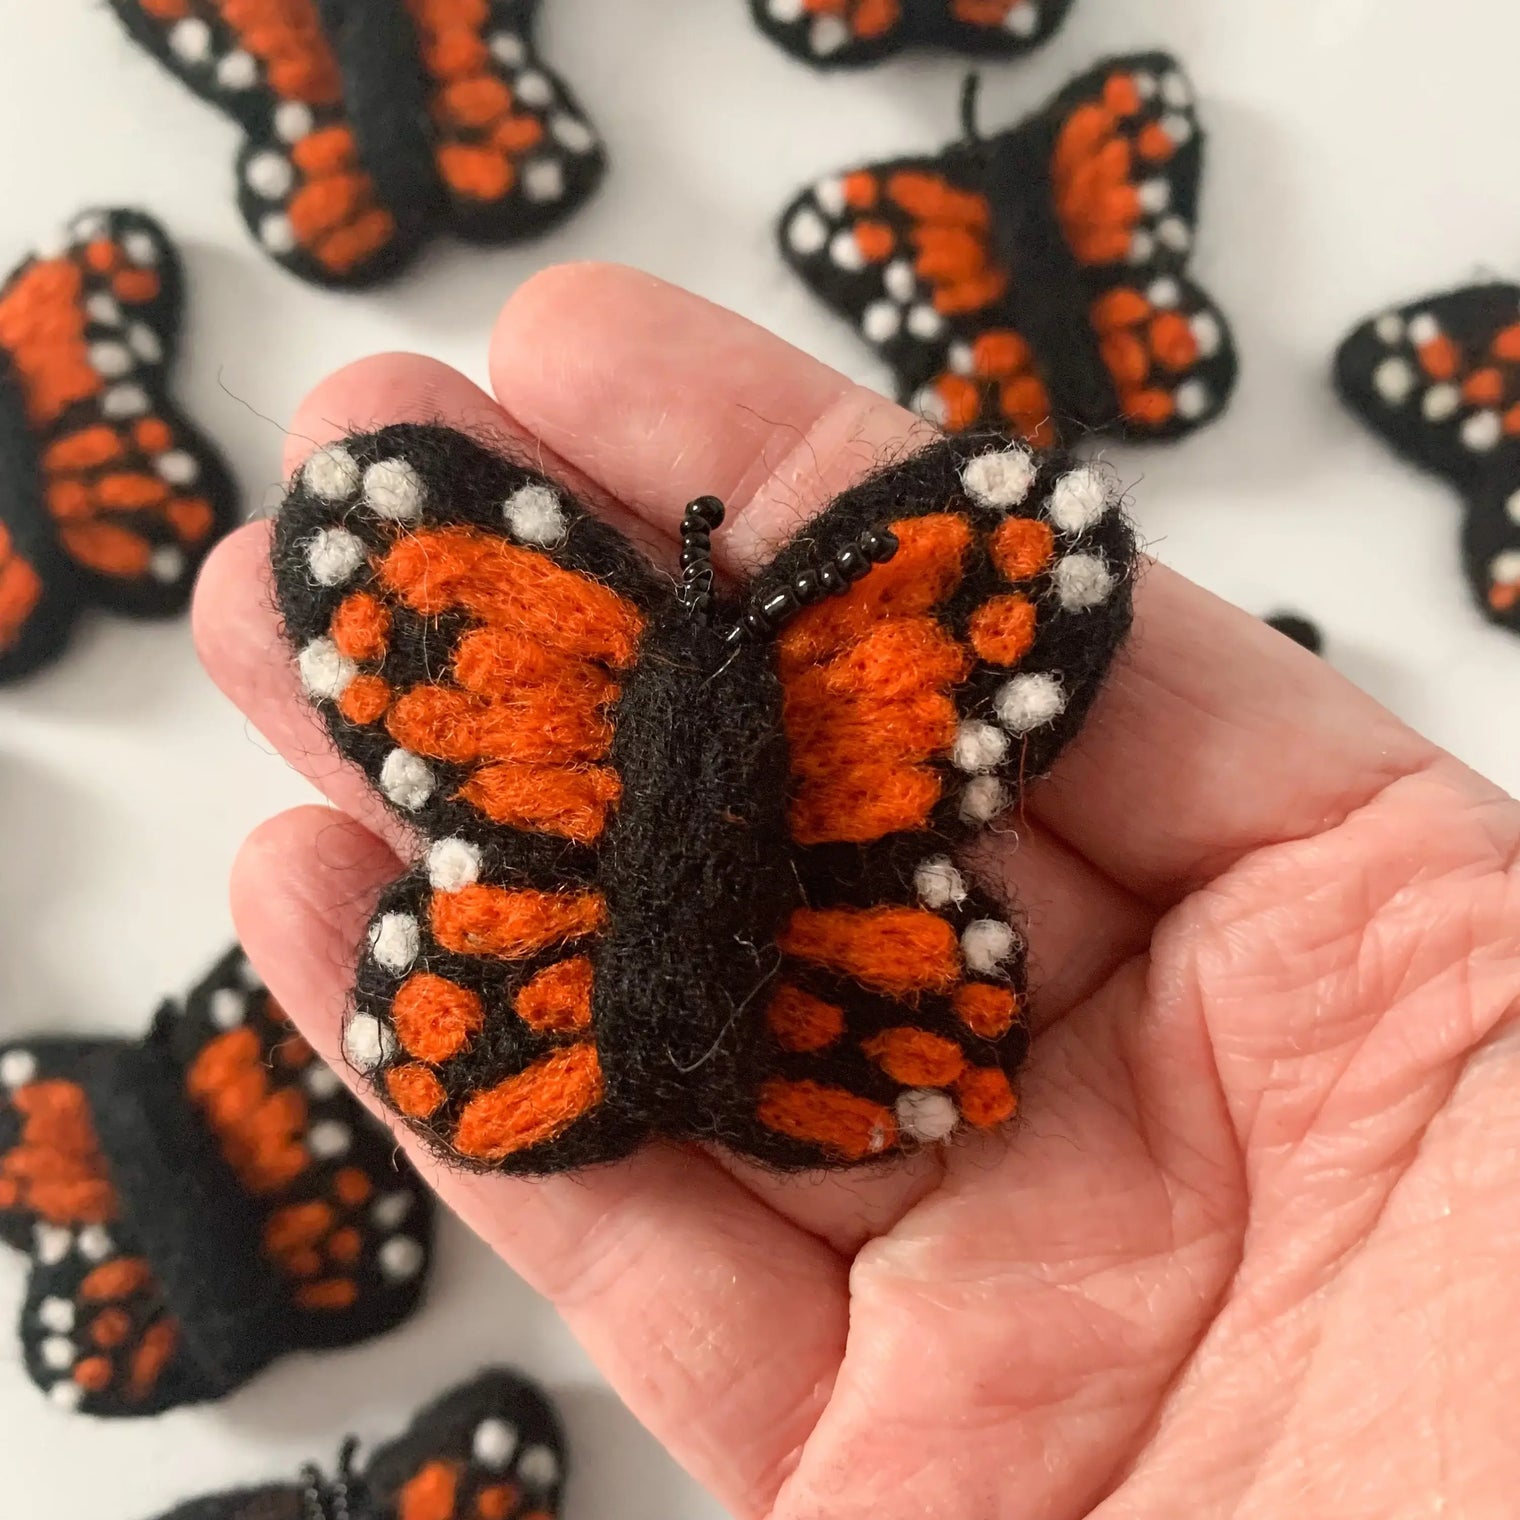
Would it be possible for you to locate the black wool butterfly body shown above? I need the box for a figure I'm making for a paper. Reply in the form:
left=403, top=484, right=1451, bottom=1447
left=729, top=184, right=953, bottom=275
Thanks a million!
left=1336, top=281, right=1520, bottom=634
left=780, top=55, right=1238, bottom=451
left=151, top=1369, right=566, bottom=1520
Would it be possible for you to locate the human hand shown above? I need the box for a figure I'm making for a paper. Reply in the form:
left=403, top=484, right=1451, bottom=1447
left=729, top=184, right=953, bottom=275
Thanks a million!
left=195, top=265, right=1520, bottom=1520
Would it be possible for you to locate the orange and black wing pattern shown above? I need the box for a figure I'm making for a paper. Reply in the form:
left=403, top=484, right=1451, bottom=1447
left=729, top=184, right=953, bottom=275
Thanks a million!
left=752, top=0, right=1075, bottom=68
left=273, top=426, right=1135, bottom=1175
left=1336, top=283, right=1520, bottom=634
left=0, top=209, right=239, bottom=683
left=106, top=0, right=603, bottom=287
left=0, top=946, right=434, bottom=1416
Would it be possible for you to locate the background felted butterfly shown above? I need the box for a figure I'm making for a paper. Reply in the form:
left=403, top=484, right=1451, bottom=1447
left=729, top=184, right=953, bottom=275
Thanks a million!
left=0, top=208, right=238, bottom=684
left=271, top=423, right=1137, bottom=1175
left=0, top=945, right=433, bottom=1416
left=779, top=55, right=1238, bottom=448
left=150, top=1368, right=565, bottom=1520
left=1336, top=282, right=1520, bottom=635
left=106, top=0, right=605, bottom=288
left=750, top=0, right=1076, bottom=69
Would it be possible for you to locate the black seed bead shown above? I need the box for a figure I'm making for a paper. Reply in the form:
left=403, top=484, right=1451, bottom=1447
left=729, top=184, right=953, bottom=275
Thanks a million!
left=743, top=606, right=773, bottom=638
left=861, top=528, right=898, bottom=562
left=761, top=590, right=794, bottom=622
left=679, top=542, right=710, bottom=570
left=817, top=562, right=844, bottom=595
left=793, top=567, right=822, bottom=603
left=836, top=544, right=869, bottom=581
left=686, top=495, right=726, bottom=530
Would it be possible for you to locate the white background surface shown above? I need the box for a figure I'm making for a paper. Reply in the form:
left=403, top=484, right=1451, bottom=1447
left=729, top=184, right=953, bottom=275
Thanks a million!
left=2, top=1, right=1518, bottom=1516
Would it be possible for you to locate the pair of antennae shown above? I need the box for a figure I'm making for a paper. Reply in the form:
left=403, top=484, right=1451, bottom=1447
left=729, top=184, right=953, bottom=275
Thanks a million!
left=678, top=496, right=899, bottom=644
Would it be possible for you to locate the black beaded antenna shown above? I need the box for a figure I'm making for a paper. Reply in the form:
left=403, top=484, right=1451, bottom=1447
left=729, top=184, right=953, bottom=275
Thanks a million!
left=300, top=1440, right=360, bottom=1520
left=676, top=495, right=899, bottom=643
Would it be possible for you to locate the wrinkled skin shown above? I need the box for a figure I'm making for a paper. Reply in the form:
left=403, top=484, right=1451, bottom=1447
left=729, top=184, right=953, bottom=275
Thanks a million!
left=196, top=266, right=1520, bottom=1520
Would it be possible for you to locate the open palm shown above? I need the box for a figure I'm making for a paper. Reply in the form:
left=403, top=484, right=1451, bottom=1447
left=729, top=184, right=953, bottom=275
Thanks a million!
left=195, top=266, right=1520, bottom=1520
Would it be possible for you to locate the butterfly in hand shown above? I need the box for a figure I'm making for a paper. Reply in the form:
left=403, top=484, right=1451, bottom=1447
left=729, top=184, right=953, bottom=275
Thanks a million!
left=272, top=423, right=1137, bottom=1175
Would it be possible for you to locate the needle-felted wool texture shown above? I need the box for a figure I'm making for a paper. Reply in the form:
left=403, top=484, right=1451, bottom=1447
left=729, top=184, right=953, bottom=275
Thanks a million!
left=0, top=945, right=434, bottom=1417
left=0, top=208, right=239, bottom=684
left=1336, top=282, right=1520, bottom=636
left=271, top=423, right=1137, bottom=1175
left=105, top=0, right=605, bottom=289
left=779, top=55, right=1238, bottom=450
left=150, top=1368, right=566, bottom=1520
left=750, top=0, right=1076, bottom=68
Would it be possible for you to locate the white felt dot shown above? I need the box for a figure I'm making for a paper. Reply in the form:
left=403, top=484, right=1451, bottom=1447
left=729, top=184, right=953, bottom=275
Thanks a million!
left=1054, top=553, right=1116, bottom=610
left=364, top=458, right=425, bottom=521
left=245, top=151, right=294, bottom=201
left=217, top=49, right=259, bottom=89
left=1133, top=71, right=1158, bottom=99
left=768, top=0, right=804, bottom=16
left=89, top=342, right=133, bottom=378
left=908, top=305, right=945, bottom=340
left=1138, top=179, right=1170, bottom=214
left=1127, top=230, right=1155, bottom=265
left=829, top=230, right=865, bottom=271
left=275, top=101, right=315, bottom=142
left=787, top=208, right=828, bottom=255
left=371, top=1190, right=413, bottom=1230
left=381, top=749, right=434, bottom=810
left=473, top=1419, right=519, bottom=1469
left=78, top=1225, right=113, bottom=1262
left=379, top=1236, right=425, bottom=1281
left=122, top=229, right=159, bottom=266
left=304, top=1065, right=342, bottom=1100
left=914, top=856, right=966, bottom=909
left=37, top=1299, right=74, bottom=1334
left=71, top=212, right=107, bottom=241
left=524, top=160, right=566, bottom=202
left=343, top=1014, right=396, bottom=1073
left=1005, top=1, right=1039, bottom=35
left=961, top=447, right=1037, bottom=509
left=504, top=483, right=567, bottom=545
left=149, top=546, right=186, bottom=585
left=948, top=341, right=975, bottom=375
left=309, top=1121, right=351, bottom=1160
left=1163, top=111, right=1194, bottom=144
left=210, top=988, right=246, bottom=1029
left=156, top=450, right=200, bottom=486
left=305, top=527, right=366, bottom=587
left=811, top=14, right=849, bottom=52
left=1157, top=217, right=1191, bottom=253
left=428, top=838, right=483, bottom=891
left=1506, top=489, right=1520, bottom=525
left=1048, top=465, right=1113, bottom=535
left=1462, top=411, right=1502, bottom=452
left=369, top=913, right=420, bottom=975
left=1162, top=70, right=1193, bottom=107
left=515, top=71, right=554, bottom=107
left=1374, top=313, right=1406, bottom=346
left=963, top=919, right=1018, bottom=975
left=959, top=775, right=1008, bottom=825
left=86, top=293, right=122, bottom=327
left=40, top=1337, right=75, bottom=1372
left=48, top=1382, right=83, bottom=1411
left=952, top=720, right=1009, bottom=773
left=896, top=1090, right=959, bottom=1143
left=1190, top=312, right=1222, bottom=358
left=489, top=31, right=527, bottom=65
left=303, top=445, right=361, bottom=502
left=551, top=114, right=596, bottom=153
left=813, top=178, right=845, bottom=217
left=260, top=214, right=296, bottom=255
left=169, top=18, right=212, bottom=62
left=104, top=384, right=149, bottom=419
left=883, top=260, right=916, bottom=302
left=35, top=1226, right=72, bottom=1266
left=1175, top=379, right=1211, bottom=420
left=862, top=300, right=901, bottom=343
left=1, top=1050, right=37, bottom=1088
left=1423, top=384, right=1460, bottom=422
left=1148, top=277, right=1181, bottom=309
left=1373, top=358, right=1414, bottom=406
left=996, top=672, right=1066, bottom=733
left=913, top=386, right=948, bottom=427
left=1490, top=549, right=1520, bottom=582
left=298, top=638, right=357, bottom=701
left=1407, top=312, right=1440, bottom=346
left=127, top=323, right=162, bottom=364
left=517, top=1445, right=561, bottom=1489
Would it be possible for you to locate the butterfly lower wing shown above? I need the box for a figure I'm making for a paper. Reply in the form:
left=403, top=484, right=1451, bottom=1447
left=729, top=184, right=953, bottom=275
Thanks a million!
left=737, top=436, right=1135, bottom=1164
left=151, top=1492, right=307, bottom=1520
left=1032, top=52, right=1238, bottom=438
left=0, top=482, right=72, bottom=682
left=780, top=156, right=1060, bottom=446
left=364, top=1368, right=568, bottom=1520
left=410, top=0, right=605, bottom=241
left=106, top=1, right=410, bottom=285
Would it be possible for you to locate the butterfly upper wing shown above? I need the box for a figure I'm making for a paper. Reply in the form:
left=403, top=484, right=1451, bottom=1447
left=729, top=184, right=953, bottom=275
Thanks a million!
left=411, top=0, right=606, bottom=242
left=106, top=1, right=411, bottom=285
left=272, top=426, right=672, bottom=1174
left=752, top=0, right=1074, bottom=68
left=0, top=209, right=239, bottom=682
left=1335, top=282, right=1520, bottom=632
left=732, top=436, right=1136, bottom=1165
left=780, top=155, right=1060, bottom=448
left=363, top=1367, right=568, bottom=1520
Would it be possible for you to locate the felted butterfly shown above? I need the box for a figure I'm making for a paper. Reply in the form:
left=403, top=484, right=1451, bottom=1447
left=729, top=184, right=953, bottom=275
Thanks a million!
left=0, top=208, right=238, bottom=684
left=750, top=0, right=1075, bottom=68
left=105, top=0, right=605, bottom=289
left=1335, top=282, right=1520, bottom=634
left=0, top=945, right=434, bottom=1416
left=150, top=1368, right=565, bottom=1520
left=779, top=56, right=1238, bottom=449
left=271, top=423, right=1137, bottom=1175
